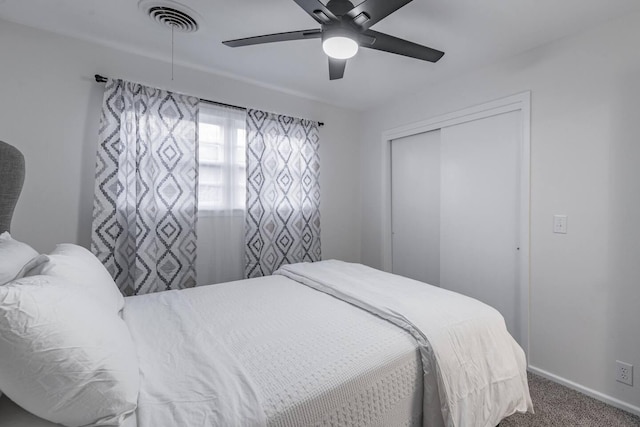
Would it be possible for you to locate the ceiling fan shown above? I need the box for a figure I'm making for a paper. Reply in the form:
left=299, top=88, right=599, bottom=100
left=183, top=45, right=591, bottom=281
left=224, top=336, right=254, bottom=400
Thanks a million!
left=222, top=0, right=445, bottom=80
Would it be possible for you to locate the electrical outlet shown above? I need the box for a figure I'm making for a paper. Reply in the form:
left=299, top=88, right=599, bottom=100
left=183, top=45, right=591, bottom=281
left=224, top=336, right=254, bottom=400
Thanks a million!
left=616, top=361, right=633, bottom=386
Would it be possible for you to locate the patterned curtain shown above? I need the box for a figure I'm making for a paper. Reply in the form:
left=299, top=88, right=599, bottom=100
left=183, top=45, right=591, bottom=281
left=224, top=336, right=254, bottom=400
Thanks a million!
left=245, top=109, right=321, bottom=278
left=91, top=79, right=199, bottom=296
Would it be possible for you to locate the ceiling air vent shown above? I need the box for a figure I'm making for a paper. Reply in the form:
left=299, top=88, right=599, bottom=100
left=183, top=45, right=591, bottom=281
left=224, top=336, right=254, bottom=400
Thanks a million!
left=139, top=0, right=200, bottom=33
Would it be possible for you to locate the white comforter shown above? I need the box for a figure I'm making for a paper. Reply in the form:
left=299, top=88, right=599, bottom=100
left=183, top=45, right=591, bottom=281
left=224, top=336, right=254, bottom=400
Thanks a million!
left=276, top=260, right=533, bottom=427
left=121, top=259, right=531, bottom=427
left=123, top=288, right=267, bottom=427
left=123, top=273, right=424, bottom=427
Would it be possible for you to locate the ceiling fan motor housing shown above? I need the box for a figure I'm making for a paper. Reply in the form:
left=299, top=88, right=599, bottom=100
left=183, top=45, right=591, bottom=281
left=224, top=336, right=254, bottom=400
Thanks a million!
left=322, top=23, right=356, bottom=41
left=325, top=0, right=356, bottom=17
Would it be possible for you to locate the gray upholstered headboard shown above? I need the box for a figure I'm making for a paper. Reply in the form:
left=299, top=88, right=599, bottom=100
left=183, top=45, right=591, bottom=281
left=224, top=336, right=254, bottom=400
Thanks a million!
left=0, top=141, right=25, bottom=234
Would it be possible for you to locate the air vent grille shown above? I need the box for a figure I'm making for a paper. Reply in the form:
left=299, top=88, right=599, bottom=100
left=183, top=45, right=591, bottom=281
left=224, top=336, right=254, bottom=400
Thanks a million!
left=148, top=6, right=198, bottom=33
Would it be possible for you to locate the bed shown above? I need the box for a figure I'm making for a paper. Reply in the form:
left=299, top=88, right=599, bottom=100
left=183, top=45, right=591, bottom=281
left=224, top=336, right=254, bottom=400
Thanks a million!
left=0, top=141, right=533, bottom=427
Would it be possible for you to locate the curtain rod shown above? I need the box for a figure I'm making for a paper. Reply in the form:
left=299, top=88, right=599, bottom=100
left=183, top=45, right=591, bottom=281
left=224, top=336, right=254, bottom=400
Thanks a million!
left=94, top=75, right=324, bottom=127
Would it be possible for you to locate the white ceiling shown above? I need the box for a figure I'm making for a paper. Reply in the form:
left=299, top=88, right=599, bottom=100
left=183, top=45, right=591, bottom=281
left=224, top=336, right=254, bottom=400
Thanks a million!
left=2, top=0, right=639, bottom=110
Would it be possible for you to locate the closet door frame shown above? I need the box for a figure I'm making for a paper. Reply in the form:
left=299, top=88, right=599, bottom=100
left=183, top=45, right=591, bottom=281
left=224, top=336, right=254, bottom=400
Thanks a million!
left=380, top=91, right=531, bottom=358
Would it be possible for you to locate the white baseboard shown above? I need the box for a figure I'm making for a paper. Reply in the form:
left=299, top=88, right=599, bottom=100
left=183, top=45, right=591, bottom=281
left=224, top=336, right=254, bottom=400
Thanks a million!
left=528, top=365, right=640, bottom=417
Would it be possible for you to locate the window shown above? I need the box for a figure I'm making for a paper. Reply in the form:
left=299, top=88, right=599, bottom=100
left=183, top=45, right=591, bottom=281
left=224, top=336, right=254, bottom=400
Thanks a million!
left=197, top=103, right=246, bottom=213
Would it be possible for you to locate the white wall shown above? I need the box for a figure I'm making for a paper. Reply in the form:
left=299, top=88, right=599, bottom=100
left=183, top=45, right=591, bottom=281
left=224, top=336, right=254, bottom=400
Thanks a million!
left=359, top=12, right=640, bottom=413
left=0, top=20, right=361, bottom=264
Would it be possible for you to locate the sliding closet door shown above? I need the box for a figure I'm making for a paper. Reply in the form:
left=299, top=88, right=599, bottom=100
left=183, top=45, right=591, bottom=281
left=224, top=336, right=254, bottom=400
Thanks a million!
left=391, top=130, right=441, bottom=285
left=439, top=110, right=522, bottom=342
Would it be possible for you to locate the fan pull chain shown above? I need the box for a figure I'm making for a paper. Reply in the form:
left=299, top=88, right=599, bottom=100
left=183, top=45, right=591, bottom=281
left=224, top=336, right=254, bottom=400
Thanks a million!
left=171, top=24, right=175, bottom=81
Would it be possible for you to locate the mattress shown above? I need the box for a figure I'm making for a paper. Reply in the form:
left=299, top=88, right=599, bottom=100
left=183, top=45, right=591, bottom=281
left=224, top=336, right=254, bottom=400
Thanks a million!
left=125, top=275, right=426, bottom=427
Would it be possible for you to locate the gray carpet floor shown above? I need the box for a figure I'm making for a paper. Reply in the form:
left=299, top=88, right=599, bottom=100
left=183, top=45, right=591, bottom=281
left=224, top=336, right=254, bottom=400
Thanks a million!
left=501, top=373, right=640, bottom=426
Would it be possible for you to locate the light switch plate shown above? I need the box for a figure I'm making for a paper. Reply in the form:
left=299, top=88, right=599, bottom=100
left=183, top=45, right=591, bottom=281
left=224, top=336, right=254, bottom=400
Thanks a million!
left=553, top=215, right=567, bottom=234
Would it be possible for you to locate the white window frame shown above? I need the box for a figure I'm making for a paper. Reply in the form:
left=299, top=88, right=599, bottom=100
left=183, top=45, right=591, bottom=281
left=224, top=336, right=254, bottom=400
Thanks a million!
left=197, top=104, right=246, bottom=217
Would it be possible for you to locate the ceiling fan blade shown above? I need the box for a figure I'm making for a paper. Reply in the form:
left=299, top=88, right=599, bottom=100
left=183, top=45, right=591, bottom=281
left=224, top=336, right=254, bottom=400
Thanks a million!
left=293, top=0, right=338, bottom=24
left=361, top=30, right=444, bottom=62
left=328, top=58, right=346, bottom=80
left=346, top=0, right=412, bottom=30
left=223, top=29, right=322, bottom=47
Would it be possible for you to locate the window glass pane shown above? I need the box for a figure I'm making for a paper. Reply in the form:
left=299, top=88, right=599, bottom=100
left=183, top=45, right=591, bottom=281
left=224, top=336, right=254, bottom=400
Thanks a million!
left=199, top=123, right=221, bottom=143
left=199, top=185, right=222, bottom=203
left=235, top=147, right=245, bottom=166
left=200, top=143, right=223, bottom=164
left=237, top=129, right=246, bottom=146
left=199, top=165, right=223, bottom=185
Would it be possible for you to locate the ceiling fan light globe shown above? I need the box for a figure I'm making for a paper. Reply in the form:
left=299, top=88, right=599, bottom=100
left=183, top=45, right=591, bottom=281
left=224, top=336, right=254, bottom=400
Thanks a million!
left=322, top=36, right=358, bottom=59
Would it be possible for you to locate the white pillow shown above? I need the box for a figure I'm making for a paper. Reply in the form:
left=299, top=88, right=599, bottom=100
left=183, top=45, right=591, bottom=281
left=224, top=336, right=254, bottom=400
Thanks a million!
left=0, top=232, right=39, bottom=285
left=30, top=243, right=124, bottom=314
left=0, top=275, right=139, bottom=426
left=12, top=254, right=50, bottom=280
left=0, top=235, right=45, bottom=401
